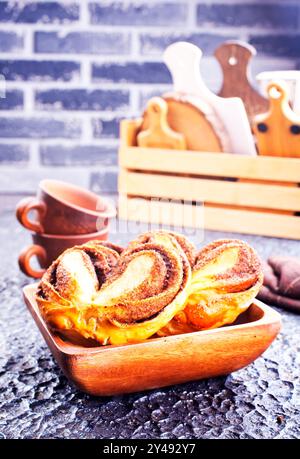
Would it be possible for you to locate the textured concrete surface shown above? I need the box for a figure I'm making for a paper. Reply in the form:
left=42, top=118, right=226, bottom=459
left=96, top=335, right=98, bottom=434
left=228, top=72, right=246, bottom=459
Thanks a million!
left=0, top=209, right=299, bottom=439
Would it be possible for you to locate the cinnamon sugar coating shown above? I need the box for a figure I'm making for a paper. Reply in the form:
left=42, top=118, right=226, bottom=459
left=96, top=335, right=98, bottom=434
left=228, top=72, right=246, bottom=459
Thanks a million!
left=36, top=236, right=263, bottom=345
left=126, top=230, right=196, bottom=267
left=36, top=237, right=191, bottom=345
left=158, top=239, right=263, bottom=335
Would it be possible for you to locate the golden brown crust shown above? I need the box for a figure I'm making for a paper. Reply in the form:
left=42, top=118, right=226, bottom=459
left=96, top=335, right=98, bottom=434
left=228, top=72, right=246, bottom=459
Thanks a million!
left=93, top=242, right=187, bottom=323
left=37, top=240, right=120, bottom=305
left=158, top=239, right=263, bottom=335
left=36, top=235, right=263, bottom=345
left=87, top=240, right=124, bottom=254
left=36, top=237, right=191, bottom=345
left=194, top=239, right=262, bottom=292
left=126, top=230, right=196, bottom=267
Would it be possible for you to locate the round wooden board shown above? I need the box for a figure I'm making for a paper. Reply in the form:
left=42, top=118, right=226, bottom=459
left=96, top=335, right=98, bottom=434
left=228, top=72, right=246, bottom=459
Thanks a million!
left=140, top=97, right=223, bottom=152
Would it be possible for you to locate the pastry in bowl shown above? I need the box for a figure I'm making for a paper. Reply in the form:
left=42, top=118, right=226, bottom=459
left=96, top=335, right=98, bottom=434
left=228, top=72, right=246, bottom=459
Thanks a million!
left=158, top=239, right=263, bottom=336
left=36, top=236, right=191, bottom=345
left=36, top=234, right=262, bottom=346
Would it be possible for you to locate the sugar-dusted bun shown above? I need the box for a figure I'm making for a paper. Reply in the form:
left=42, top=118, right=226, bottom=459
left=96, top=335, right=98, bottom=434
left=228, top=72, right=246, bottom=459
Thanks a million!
left=158, top=239, right=263, bottom=335
left=36, top=238, right=191, bottom=345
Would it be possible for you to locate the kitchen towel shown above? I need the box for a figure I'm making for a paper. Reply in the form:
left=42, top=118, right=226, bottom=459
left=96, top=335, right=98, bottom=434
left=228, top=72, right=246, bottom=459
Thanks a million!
left=258, top=256, right=300, bottom=313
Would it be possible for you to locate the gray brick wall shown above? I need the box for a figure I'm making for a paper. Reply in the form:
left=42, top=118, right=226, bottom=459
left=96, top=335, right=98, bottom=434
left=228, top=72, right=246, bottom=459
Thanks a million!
left=0, top=0, right=299, bottom=199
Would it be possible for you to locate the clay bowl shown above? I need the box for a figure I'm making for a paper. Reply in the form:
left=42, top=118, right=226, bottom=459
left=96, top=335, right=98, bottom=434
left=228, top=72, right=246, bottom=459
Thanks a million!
left=23, top=284, right=281, bottom=397
left=18, top=228, right=109, bottom=279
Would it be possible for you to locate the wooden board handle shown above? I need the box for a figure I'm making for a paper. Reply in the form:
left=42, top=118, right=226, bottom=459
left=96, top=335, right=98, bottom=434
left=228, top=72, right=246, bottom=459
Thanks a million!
left=215, top=40, right=256, bottom=78
left=254, top=80, right=300, bottom=157
left=137, top=97, right=186, bottom=150
left=214, top=40, right=269, bottom=122
left=163, top=42, right=204, bottom=96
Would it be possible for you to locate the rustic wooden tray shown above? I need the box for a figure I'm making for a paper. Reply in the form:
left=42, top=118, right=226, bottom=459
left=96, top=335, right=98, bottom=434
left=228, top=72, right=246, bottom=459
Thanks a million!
left=119, top=119, right=300, bottom=239
left=23, top=284, right=281, bottom=397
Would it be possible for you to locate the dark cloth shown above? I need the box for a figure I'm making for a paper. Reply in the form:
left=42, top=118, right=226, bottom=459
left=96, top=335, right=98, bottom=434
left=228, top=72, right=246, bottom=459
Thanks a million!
left=258, top=256, right=300, bottom=313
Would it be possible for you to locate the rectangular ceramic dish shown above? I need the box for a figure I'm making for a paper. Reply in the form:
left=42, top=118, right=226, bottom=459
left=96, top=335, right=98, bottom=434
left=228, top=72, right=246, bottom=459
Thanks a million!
left=23, top=284, right=281, bottom=396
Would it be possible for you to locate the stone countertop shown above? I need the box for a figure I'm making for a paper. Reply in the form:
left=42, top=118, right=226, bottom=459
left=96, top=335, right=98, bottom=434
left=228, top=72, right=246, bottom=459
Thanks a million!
left=0, top=209, right=299, bottom=439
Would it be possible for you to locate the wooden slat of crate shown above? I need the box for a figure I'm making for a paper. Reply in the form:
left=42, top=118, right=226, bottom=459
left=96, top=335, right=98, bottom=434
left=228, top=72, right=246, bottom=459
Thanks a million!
left=119, top=195, right=300, bottom=240
left=118, top=196, right=204, bottom=229
left=204, top=205, right=300, bottom=239
left=119, top=146, right=300, bottom=183
left=119, top=120, right=300, bottom=238
left=119, top=170, right=300, bottom=212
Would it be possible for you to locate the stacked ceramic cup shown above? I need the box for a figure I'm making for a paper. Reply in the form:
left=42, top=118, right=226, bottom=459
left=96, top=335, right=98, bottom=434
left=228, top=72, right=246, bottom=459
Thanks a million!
left=16, top=179, right=116, bottom=278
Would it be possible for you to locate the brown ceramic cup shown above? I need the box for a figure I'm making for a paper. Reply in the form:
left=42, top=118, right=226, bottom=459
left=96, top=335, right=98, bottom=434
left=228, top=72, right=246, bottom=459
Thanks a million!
left=16, top=179, right=116, bottom=235
left=18, top=228, right=108, bottom=279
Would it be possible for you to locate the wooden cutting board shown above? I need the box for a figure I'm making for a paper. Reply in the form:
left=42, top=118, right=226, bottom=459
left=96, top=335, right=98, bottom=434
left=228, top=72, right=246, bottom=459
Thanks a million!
left=253, top=81, right=300, bottom=158
left=163, top=41, right=256, bottom=156
left=138, top=95, right=223, bottom=152
left=215, top=41, right=269, bottom=123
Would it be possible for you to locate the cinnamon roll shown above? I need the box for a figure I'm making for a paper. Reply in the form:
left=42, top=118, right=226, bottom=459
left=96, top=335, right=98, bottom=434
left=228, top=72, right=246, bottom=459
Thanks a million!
left=36, top=238, right=191, bottom=345
left=158, top=239, right=263, bottom=335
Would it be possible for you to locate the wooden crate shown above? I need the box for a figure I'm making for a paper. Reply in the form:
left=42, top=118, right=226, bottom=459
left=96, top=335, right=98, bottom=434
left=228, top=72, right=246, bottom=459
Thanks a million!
left=118, top=119, right=300, bottom=240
